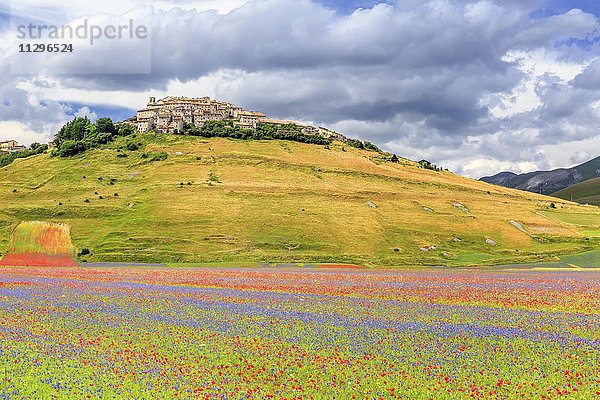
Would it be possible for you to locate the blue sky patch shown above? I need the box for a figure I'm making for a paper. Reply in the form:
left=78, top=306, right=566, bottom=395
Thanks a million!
left=315, top=0, right=393, bottom=14
left=531, top=0, right=600, bottom=19
left=65, top=103, right=137, bottom=123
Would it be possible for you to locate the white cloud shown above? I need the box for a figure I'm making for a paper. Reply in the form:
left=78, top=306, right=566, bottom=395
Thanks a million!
left=449, top=158, right=541, bottom=180
left=0, top=121, right=53, bottom=145
left=9, top=0, right=249, bottom=23
left=570, top=150, right=592, bottom=165
left=485, top=49, right=590, bottom=119
left=540, top=136, right=600, bottom=169
left=73, top=106, right=97, bottom=120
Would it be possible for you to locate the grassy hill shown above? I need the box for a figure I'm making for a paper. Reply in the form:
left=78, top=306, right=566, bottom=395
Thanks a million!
left=553, top=177, right=600, bottom=206
left=1, top=133, right=599, bottom=266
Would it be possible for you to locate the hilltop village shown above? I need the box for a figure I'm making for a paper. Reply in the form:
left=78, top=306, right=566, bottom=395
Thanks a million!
left=136, top=96, right=347, bottom=141
left=1, top=98, right=411, bottom=168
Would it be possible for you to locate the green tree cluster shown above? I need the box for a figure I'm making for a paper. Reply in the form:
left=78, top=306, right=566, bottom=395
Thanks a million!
left=52, top=117, right=135, bottom=157
left=418, top=159, right=444, bottom=171
left=181, top=120, right=332, bottom=145
left=346, top=139, right=381, bottom=152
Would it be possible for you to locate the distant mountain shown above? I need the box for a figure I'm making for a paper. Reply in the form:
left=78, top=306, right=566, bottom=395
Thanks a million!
left=553, top=177, right=600, bottom=206
left=480, top=156, right=600, bottom=195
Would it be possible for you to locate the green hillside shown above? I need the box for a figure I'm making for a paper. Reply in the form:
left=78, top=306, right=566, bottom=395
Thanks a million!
left=1, top=133, right=599, bottom=266
left=553, top=177, right=600, bottom=206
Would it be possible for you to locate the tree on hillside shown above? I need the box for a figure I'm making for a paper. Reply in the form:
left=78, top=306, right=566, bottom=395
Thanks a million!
left=53, top=117, right=120, bottom=158
left=56, top=140, right=83, bottom=157
left=181, top=122, right=195, bottom=134
left=118, top=125, right=136, bottom=136
left=418, top=159, right=443, bottom=171
left=345, top=139, right=381, bottom=152
left=201, top=120, right=228, bottom=136
left=363, top=141, right=381, bottom=152
left=95, top=117, right=117, bottom=135
left=53, top=117, right=94, bottom=147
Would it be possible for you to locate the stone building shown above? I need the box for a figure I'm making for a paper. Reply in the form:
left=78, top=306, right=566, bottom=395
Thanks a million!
left=234, top=111, right=267, bottom=129
left=0, top=140, right=26, bottom=153
left=137, top=96, right=237, bottom=133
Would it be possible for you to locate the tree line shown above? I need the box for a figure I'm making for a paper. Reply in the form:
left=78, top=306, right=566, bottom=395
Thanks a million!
left=179, top=120, right=333, bottom=146
left=52, top=117, right=135, bottom=157
left=49, top=116, right=383, bottom=158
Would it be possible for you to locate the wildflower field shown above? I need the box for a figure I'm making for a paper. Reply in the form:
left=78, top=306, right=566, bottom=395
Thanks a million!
left=0, top=266, right=598, bottom=399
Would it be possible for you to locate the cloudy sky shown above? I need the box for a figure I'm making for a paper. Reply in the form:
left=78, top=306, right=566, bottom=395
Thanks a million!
left=1, top=0, right=599, bottom=177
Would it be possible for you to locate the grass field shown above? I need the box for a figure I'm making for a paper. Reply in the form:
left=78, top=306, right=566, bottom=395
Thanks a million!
left=0, top=266, right=598, bottom=399
left=560, top=250, right=600, bottom=268
left=0, top=133, right=599, bottom=266
left=539, top=210, right=600, bottom=241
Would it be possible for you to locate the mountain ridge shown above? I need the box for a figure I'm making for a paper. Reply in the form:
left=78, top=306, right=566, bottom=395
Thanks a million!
left=480, top=156, right=600, bottom=195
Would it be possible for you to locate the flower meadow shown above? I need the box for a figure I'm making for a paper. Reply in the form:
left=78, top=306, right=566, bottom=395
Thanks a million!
left=0, top=267, right=598, bottom=399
